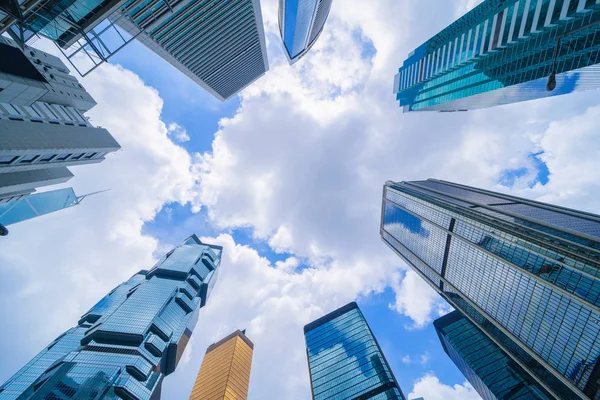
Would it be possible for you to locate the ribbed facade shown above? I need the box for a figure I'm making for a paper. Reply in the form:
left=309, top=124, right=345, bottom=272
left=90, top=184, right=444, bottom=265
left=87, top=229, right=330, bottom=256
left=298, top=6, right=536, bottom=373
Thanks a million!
left=189, top=330, right=253, bottom=400
left=115, top=0, right=269, bottom=101
left=304, top=302, right=406, bottom=400
left=0, top=37, right=120, bottom=204
left=435, top=310, right=553, bottom=399
left=279, top=0, right=333, bottom=64
left=0, top=236, right=223, bottom=399
left=394, top=0, right=600, bottom=112
left=380, top=178, right=600, bottom=399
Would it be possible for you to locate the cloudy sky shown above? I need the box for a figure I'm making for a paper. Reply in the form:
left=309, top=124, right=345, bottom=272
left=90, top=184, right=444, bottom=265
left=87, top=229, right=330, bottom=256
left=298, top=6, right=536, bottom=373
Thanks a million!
left=2, top=0, right=600, bottom=399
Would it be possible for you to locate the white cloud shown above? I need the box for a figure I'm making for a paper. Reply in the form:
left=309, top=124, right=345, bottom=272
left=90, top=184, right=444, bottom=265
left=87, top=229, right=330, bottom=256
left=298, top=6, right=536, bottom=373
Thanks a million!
left=391, top=269, right=445, bottom=329
left=409, top=373, right=481, bottom=400
left=167, top=122, right=191, bottom=142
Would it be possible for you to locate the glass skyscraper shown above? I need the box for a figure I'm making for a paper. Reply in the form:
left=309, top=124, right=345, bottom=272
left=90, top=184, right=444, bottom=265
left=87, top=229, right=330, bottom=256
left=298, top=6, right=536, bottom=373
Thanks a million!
left=435, top=310, right=552, bottom=399
left=393, top=0, right=600, bottom=112
left=380, top=178, right=600, bottom=399
left=189, top=329, right=253, bottom=400
left=0, top=187, right=80, bottom=227
left=304, top=302, right=405, bottom=400
left=278, top=0, right=333, bottom=64
left=0, top=235, right=222, bottom=399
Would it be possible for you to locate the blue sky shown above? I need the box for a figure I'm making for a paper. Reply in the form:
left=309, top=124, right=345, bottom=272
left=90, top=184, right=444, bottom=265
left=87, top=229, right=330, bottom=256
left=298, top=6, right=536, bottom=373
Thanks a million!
left=3, top=0, right=600, bottom=399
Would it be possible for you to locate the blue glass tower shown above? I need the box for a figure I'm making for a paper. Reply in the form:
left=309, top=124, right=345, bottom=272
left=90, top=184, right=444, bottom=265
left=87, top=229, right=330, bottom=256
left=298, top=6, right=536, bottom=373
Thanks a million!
left=304, top=302, right=405, bottom=400
left=435, top=310, right=553, bottom=399
left=278, top=0, right=333, bottom=64
left=393, top=0, right=600, bottom=112
left=0, top=188, right=81, bottom=227
left=380, top=178, right=600, bottom=399
left=0, top=235, right=222, bottom=399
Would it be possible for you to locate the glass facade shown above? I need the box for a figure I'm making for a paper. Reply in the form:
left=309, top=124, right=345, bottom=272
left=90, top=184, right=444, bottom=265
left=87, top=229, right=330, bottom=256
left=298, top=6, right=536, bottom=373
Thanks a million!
left=189, top=330, right=253, bottom=400
left=0, top=235, right=223, bottom=400
left=435, top=310, right=553, bottom=399
left=380, top=179, right=600, bottom=399
left=117, top=0, right=269, bottom=101
left=278, top=0, right=333, bottom=64
left=304, top=302, right=406, bottom=400
left=0, top=188, right=79, bottom=226
left=394, top=0, right=600, bottom=112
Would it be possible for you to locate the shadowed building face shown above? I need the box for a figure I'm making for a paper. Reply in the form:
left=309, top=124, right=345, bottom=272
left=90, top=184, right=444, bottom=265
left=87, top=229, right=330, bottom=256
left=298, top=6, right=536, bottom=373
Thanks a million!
left=189, top=330, right=254, bottom=400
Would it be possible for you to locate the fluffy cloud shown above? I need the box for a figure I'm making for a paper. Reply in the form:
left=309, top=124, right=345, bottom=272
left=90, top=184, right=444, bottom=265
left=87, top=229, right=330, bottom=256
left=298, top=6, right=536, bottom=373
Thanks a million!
left=167, top=122, right=191, bottom=142
left=409, top=373, right=481, bottom=400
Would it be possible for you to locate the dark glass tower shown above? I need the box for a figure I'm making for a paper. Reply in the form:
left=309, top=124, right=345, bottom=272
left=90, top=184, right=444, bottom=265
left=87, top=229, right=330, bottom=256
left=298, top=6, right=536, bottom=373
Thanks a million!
left=435, top=310, right=553, bottom=399
left=0, top=235, right=222, bottom=399
left=380, top=179, right=600, bottom=399
left=393, top=0, right=600, bottom=112
left=304, top=302, right=405, bottom=400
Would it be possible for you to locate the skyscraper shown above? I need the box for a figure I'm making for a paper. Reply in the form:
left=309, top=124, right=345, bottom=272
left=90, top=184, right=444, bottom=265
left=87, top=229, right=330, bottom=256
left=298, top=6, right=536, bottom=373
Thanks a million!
left=0, top=0, right=269, bottom=101
left=0, top=187, right=83, bottom=227
left=0, top=37, right=120, bottom=204
left=435, top=310, right=552, bottom=399
left=380, top=178, right=600, bottom=399
left=393, top=0, right=600, bottom=112
left=189, top=329, right=253, bottom=400
left=278, top=0, right=333, bottom=64
left=0, top=235, right=222, bottom=399
left=304, top=302, right=406, bottom=400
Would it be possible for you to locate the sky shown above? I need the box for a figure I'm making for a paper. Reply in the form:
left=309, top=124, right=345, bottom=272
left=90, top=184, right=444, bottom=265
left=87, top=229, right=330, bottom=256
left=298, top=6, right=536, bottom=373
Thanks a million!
left=1, top=0, right=600, bottom=399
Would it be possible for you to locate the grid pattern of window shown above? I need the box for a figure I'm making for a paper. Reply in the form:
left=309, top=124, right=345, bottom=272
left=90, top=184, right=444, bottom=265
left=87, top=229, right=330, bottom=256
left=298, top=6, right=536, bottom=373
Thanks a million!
left=435, top=310, right=553, bottom=400
left=304, top=303, right=405, bottom=400
left=380, top=179, right=600, bottom=399
left=117, top=0, right=268, bottom=101
left=189, top=331, right=253, bottom=400
left=0, top=236, right=223, bottom=400
left=394, top=0, right=600, bottom=112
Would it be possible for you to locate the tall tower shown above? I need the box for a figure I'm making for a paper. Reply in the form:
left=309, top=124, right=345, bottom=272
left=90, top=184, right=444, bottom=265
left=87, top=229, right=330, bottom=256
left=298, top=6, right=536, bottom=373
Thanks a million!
left=380, top=178, right=600, bottom=399
left=189, top=330, right=254, bottom=400
left=435, top=310, right=552, bottom=399
left=0, top=235, right=222, bottom=399
left=393, top=0, right=600, bottom=112
left=304, top=302, right=406, bottom=400
left=0, top=37, right=120, bottom=205
left=278, top=0, right=333, bottom=64
left=0, top=187, right=82, bottom=227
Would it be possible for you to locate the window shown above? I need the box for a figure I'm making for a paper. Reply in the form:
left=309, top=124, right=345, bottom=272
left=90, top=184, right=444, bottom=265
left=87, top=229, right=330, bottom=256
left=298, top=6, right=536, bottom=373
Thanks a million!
left=0, top=155, right=17, bottom=165
left=71, top=153, right=85, bottom=160
left=19, top=155, right=39, bottom=164
left=84, top=152, right=97, bottom=159
left=55, top=153, right=72, bottom=161
left=39, top=154, right=56, bottom=162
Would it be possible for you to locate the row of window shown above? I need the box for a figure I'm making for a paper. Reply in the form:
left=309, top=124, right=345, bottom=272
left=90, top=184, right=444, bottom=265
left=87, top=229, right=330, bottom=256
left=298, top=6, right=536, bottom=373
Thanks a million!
left=0, top=100, right=89, bottom=125
left=397, top=0, right=593, bottom=92
left=0, top=151, right=106, bottom=166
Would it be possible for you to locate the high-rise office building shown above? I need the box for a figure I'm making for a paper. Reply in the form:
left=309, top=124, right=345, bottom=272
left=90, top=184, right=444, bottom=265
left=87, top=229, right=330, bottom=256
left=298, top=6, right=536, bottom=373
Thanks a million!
left=115, top=0, right=269, bottom=101
left=0, top=187, right=83, bottom=227
left=380, top=178, right=600, bottom=399
left=0, top=0, right=269, bottom=101
left=278, top=0, right=333, bottom=64
left=0, top=37, right=120, bottom=204
left=189, top=329, right=253, bottom=400
left=393, top=0, right=600, bottom=112
left=435, top=310, right=552, bottom=399
left=304, top=302, right=406, bottom=400
left=0, top=235, right=222, bottom=399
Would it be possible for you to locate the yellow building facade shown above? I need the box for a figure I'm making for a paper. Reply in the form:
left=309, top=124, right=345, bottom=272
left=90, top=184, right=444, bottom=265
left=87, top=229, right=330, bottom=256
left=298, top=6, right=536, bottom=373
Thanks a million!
left=189, top=330, right=254, bottom=400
